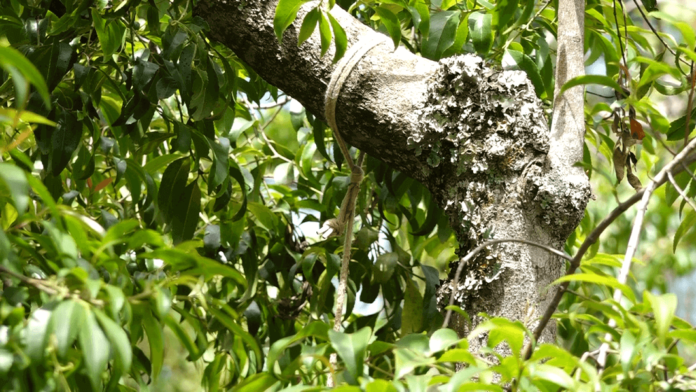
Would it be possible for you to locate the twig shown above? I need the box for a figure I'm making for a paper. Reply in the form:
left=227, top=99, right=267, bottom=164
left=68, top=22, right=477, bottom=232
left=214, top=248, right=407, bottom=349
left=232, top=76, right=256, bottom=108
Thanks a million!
left=631, top=0, right=691, bottom=68
left=572, top=349, right=600, bottom=380
left=0, top=266, right=58, bottom=295
left=0, top=266, right=103, bottom=306
left=249, top=96, right=290, bottom=110
left=596, top=136, right=696, bottom=370
left=684, top=66, right=696, bottom=148
left=668, top=171, right=696, bottom=213
left=522, top=151, right=696, bottom=360
left=613, top=0, right=628, bottom=76
left=441, top=238, right=572, bottom=329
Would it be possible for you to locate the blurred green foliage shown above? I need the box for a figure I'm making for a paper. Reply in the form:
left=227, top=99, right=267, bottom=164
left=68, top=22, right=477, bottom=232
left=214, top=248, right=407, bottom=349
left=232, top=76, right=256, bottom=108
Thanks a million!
left=0, top=0, right=696, bottom=390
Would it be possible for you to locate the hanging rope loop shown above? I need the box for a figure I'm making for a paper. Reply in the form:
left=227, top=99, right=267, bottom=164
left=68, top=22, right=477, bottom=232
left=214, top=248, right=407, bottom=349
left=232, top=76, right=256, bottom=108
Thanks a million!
left=322, top=33, right=387, bottom=388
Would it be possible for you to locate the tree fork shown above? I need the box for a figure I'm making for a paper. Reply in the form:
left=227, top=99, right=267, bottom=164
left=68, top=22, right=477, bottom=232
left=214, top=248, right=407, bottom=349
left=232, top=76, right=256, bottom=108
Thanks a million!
left=196, top=0, right=590, bottom=343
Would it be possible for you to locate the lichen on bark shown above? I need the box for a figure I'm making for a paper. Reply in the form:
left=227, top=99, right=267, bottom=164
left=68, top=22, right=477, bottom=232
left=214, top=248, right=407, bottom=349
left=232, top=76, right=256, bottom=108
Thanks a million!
left=409, top=55, right=555, bottom=307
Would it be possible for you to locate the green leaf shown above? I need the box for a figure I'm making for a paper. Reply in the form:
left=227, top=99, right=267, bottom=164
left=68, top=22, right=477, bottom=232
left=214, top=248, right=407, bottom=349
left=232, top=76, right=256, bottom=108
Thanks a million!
left=438, top=348, right=477, bottom=364
left=372, top=252, right=398, bottom=283
left=469, top=12, right=493, bottom=55
left=531, top=364, right=576, bottom=390
left=158, top=157, right=189, bottom=223
left=311, top=120, right=332, bottom=163
left=328, top=12, right=347, bottom=62
left=504, top=49, right=546, bottom=98
left=25, top=308, right=52, bottom=363
left=171, top=180, right=201, bottom=244
left=164, top=315, right=200, bottom=360
left=666, top=107, right=696, bottom=141
left=274, top=162, right=294, bottom=185
left=441, top=15, right=469, bottom=58
left=230, top=165, right=248, bottom=221
left=493, top=0, right=518, bottom=32
left=469, top=318, right=525, bottom=357
left=644, top=291, right=677, bottom=346
left=0, top=108, right=56, bottom=126
left=207, top=137, right=230, bottom=193
left=133, top=59, right=159, bottom=91
left=191, top=59, right=221, bottom=121
left=49, top=300, right=85, bottom=358
left=559, top=74, right=623, bottom=96
left=375, top=7, right=401, bottom=50
left=267, top=321, right=329, bottom=376
left=274, top=0, right=308, bottom=42
left=328, top=327, right=371, bottom=383
left=619, top=329, right=636, bottom=373
left=366, top=380, right=398, bottom=392
left=411, top=201, right=442, bottom=236
left=92, top=9, right=126, bottom=58
left=318, top=11, right=332, bottom=57
left=422, top=11, right=459, bottom=60
left=640, top=0, right=657, bottom=12
left=401, top=278, right=424, bottom=335
left=298, top=8, right=320, bottom=47
left=668, top=328, right=696, bottom=343
left=27, top=175, right=61, bottom=227
left=144, top=153, right=184, bottom=175
left=0, top=163, right=29, bottom=214
left=94, top=309, right=132, bottom=372
left=412, top=1, right=430, bottom=40
left=27, top=40, right=73, bottom=93
left=51, top=109, right=82, bottom=176
left=142, top=310, right=164, bottom=381
left=208, top=307, right=263, bottom=370
left=0, top=46, right=50, bottom=107
left=394, top=335, right=433, bottom=379
left=429, top=328, right=460, bottom=353
left=79, top=309, right=110, bottom=390
left=636, top=59, right=681, bottom=91
left=552, top=273, right=636, bottom=304
left=674, top=209, right=696, bottom=251
left=247, top=201, right=278, bottom=232
left=231, top=373, right=279, bottom=392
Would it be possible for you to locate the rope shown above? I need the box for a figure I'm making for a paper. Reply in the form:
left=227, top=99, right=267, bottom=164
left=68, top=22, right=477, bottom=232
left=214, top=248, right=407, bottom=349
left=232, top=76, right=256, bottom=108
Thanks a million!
left=324, top=34, right=387, bottom=387
left=325, top=34, right=389, bottom=169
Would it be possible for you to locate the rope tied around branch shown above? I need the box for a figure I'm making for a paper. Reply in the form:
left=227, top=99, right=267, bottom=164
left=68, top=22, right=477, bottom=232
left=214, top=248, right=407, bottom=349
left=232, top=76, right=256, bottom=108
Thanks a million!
left=322, top=33, right=388, bottom=387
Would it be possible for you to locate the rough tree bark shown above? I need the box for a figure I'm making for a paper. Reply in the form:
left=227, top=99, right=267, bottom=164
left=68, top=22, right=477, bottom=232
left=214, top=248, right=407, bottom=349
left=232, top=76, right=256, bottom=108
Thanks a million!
left=195, top=0, right=589, bottom=343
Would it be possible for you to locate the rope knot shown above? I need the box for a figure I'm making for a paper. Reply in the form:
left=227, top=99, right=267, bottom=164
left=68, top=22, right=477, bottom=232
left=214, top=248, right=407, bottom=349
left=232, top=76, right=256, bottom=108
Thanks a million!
left=350, top=166, right=364, bottom=184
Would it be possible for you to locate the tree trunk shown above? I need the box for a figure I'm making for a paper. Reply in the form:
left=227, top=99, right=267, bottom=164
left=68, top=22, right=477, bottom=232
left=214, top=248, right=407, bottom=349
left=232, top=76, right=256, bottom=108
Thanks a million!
left=195, top=0, right=589, bottom=343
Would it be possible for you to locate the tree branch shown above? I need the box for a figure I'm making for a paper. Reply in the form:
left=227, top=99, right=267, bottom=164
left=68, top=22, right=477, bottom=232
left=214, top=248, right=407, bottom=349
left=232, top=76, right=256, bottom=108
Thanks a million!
left=195, top=0, right=439, bottom=183
left=442, top=238, right=572, bottom=329
left=521, top=150, right=696, bottom=360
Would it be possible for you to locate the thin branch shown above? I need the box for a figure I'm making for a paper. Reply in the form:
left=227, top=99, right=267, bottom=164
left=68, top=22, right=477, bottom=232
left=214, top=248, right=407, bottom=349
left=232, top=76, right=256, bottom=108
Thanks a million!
left=0, top=266, right=103, bottom=306
left=442, top=238, right=571, bottom=329
left=631, top=0, right=691, bottom=68
left=249, top=96, right=290, bottom=110
left=613, top=0, right=628, bottom=76
left=668, top=171, right=696, bottom=213
left=684, top=67, right=696, bottom=148
left=0, top=266, right=58, bottom=295
left=596, top=136, right=696, bottom=369
left=522, top=151, right=696, bottom=360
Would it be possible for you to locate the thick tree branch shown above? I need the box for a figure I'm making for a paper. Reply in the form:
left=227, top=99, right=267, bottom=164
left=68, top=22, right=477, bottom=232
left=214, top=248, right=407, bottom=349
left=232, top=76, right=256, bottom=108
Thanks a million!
left=196, top=0, right=438, bottom=182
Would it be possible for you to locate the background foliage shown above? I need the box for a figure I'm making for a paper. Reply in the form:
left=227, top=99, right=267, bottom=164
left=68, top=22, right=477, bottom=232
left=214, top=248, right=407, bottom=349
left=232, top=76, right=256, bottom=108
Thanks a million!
left=1, top=0, right=696, bottom=390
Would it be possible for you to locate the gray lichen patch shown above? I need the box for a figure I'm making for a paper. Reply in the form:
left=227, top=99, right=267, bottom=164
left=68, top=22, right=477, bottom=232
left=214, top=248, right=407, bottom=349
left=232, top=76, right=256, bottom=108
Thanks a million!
left=531, top=169, right=591, bottom=238
left=414, top=55, right=552, bottom=307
